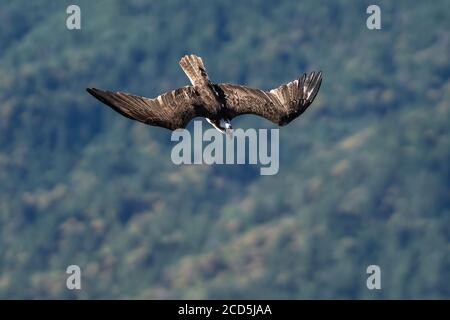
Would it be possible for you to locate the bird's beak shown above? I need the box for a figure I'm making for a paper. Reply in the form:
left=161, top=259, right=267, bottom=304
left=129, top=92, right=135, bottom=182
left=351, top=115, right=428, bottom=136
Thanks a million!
left=226, top=128, right=233, bottom=138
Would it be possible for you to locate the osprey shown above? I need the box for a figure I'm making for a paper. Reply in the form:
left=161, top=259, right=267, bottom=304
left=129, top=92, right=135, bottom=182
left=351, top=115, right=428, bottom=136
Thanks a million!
left=87, top=55, right=322, bottom=135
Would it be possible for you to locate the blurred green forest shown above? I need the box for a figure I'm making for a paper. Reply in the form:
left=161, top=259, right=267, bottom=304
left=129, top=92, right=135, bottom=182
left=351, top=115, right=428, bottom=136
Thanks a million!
left=0, top=0, right=449, bottom=299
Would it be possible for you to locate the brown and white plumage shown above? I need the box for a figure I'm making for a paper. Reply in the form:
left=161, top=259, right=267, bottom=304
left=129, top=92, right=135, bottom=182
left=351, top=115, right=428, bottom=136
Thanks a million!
left=217, top=71, right=322, bottom=126
left=87, top=54, right=322, bottom=133
left=86, top=86, right=207, bottom=130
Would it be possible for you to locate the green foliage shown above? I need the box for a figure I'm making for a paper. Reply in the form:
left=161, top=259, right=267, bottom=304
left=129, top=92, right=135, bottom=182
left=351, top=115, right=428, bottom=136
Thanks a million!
left=0, top=0, right=448, bottom=298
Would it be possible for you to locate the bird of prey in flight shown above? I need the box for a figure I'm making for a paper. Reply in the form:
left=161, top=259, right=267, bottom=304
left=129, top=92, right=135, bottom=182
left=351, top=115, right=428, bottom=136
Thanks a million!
left=87, top=54, right=322, bottom=135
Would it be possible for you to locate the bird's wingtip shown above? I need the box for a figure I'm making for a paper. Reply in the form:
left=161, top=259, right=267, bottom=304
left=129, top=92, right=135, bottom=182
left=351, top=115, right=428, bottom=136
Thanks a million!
left=86, top=87, right=100, bottom=96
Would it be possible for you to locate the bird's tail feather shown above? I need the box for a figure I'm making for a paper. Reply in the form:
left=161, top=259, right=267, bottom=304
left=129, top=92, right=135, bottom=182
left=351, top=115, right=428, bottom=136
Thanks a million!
left=179, top=54, right=210, bottom=87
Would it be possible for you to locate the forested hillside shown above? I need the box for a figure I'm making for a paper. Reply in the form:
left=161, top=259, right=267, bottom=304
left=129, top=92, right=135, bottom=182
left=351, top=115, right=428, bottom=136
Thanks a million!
left=0, top=0, right=448, bottom=298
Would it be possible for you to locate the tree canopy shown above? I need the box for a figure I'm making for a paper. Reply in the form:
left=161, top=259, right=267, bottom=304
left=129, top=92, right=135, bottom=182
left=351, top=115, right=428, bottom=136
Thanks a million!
left=0, top=0, right=448, bottom=299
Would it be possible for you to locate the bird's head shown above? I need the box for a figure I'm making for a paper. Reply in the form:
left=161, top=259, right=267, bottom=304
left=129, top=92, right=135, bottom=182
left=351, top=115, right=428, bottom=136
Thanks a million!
left=220, top=118, right=233, bottom=137
left=206, top=118, right=233, bottom=137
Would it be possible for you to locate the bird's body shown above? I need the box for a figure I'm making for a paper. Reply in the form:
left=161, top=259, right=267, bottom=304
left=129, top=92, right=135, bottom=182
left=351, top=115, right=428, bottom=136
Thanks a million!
left=87, top=54, right=322, bottom=134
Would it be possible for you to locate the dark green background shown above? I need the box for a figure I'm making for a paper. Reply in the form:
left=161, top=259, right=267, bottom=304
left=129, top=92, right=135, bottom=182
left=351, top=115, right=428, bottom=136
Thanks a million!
left=0, top=0, right=448, bottom=298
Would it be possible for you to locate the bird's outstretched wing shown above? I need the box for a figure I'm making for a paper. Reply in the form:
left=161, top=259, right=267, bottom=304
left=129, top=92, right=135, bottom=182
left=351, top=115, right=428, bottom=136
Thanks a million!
left=86, top=86, right=206, bottom=130
left=218, top=71, right=322, bottom=126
